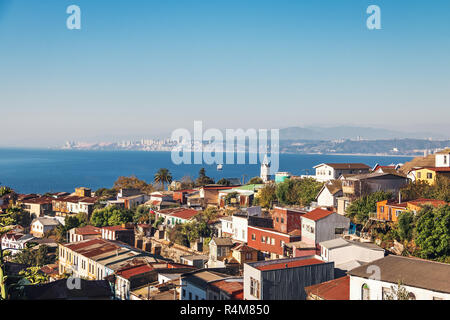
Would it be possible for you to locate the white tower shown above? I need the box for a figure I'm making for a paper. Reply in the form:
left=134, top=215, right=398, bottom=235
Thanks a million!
left=260, top=155, right=270, bottom=183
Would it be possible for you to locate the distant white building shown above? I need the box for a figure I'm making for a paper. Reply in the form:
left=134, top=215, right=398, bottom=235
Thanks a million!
left=435, top=149, right=450, bottom=168
left=313, top=163, right=371, bottom=182
left=260, top=155, right=270, bottom=183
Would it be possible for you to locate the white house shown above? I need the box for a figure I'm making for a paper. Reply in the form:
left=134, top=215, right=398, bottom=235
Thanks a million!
left=155, top=207, right=199, bottom=227
left=316, top=180, right=343, bottom=208
left=180, top=270, right=229, bottom=300
left=1, top=232, right=34, bottom=255
left=313, top=163, right=371, bottom=182
left=301, top=208, right=350, bottom=245
left=219, top=216, right=233, bottom=237
left=319, top=238, right=385, bottom=276
left=232, top=213, right=249, bottom=243
left=348, top=255, right=450, bottom=300
left=30, top=217, right=60, bottom=238
left=435, top=150, right=450, bottom=167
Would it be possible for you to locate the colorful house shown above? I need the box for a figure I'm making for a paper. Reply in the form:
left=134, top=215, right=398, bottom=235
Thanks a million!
left=376, top=198, right=447, bottom=222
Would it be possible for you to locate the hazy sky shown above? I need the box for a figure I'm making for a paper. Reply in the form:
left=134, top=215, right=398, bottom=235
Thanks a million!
left=0, top=0, right=449, bottom=147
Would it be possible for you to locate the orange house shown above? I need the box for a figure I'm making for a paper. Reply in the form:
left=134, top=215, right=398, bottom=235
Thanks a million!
left=376, top=200, right=407, bottom=222
left=377, top=198, right=448, bottom=222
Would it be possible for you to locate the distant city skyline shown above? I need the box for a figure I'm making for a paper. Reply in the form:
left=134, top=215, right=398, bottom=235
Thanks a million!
left=1, top=0, right=449, bottom=147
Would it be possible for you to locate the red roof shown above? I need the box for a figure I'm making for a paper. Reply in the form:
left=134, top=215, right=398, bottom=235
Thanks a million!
left=116, top=264, right=153, bottom=279
left=301, top=208, right=334, bottom=222
left=255, top=258, right=324, bottom=271
left=408, top=198, right=447, bottom=207
left=74, top=225, right=102, bottom=235
left=305, top=276, right=350, bottom=300
left=170, top=208, right=199, bottom=220
left=424, top=167, right=450, bottom=172
left=210, top=279, right=243, bottom=297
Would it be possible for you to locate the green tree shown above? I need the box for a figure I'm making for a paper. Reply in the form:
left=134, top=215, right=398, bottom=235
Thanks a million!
left=113, top=175, right=154, bottom=194
left=247, top=177, right=264, bottom=185
left=257, top=184, right=277, bottom=208
left=11, top=245, right=54, bottom=267
left=0, top=187, right=13, bottom=197
left=90, top=206, right=133, bottom=227
left=0, top=206, right=31, bottom=228
left=133, top=205, right=152, bottom=224
left=217, top=178, right=231, bottom=186
left=154, top=168, right=173, bottom=191
left=94, top=188, right=116, bottom=199
left=18, top=267, right=48, bottom=285
left=396, top=211, right=414, bottom=242
left=275, top=178, right=323, bottom=207
left=346, top=191, right=393, bottom=223
left=195, top=168, right=215, bottom=186
left=415, top=205, right=450, bottom=261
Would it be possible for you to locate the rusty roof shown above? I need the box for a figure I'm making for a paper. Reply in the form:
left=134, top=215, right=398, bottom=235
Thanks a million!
left=305, top=276, right=350, bottom=300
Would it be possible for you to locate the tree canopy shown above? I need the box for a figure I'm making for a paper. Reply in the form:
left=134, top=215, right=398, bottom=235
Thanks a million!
left=275, top=178, right=323, bottom=207
left=154, top=168, right=173, bottom=191
left=345, top=191, right=393, bottom=223
left=415, top=204, right=450, bottom=262
left=113, top=175, right=154, bottom=194
left=90, top=206, right=133, bottom=227
left=195, top=168, right=215, bottom=186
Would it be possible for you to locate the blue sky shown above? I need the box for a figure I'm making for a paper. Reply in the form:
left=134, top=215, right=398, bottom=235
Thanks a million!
left=0, top=0, right=449, bottom=147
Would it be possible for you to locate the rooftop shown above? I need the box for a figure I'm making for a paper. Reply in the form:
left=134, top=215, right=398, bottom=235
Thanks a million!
left=305, top=276, right=350, bottom=300
left=249, top=256, right=325, bottom=271
left=314, top=163, right=370, bottom=170
left=301, top=208, right=334, bottom=222
left=347, top=255, right=450, bottom=294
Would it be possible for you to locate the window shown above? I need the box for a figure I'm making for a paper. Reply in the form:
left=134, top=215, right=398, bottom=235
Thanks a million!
left=281, top=218, right=284, bottom=223
left=261, top=236, right=265, bottom=243
left=417, top=172, right=422, bottom=178
left=276, top=217, right=279, bottom=222
left=395, top=210, right=402, bottom=217
left=271, top=238, right=275, bottom=245
left=444, top=155, right=448, bottom=164
left=189, top=292, right=192, bottom=300
left=335, top=228, right=344, bottom=235
left=250, top=277, right=260, bottom=299
left=362, top=284, right=370, bottom=300
left=427, top=173, right=432, bottom=179
left=251, top=233, right=256, bottom=241
left=380, top=206, right=384, bottom=213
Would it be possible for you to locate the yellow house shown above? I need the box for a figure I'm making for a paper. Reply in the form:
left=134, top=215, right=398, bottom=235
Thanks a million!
left=415, top=167, right=450, bottom=185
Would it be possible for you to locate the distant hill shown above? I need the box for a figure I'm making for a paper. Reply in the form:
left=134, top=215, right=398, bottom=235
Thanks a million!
left=279, top=126, right=447, bottom=141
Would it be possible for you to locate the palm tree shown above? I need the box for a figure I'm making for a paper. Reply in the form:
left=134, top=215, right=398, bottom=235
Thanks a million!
left=154, top=168, right=173, bottom=191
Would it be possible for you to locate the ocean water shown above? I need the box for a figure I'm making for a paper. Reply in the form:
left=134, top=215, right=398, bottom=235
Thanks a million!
left=0, top=149, right=413, bottom=194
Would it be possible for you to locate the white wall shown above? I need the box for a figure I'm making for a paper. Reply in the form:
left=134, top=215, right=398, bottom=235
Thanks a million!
left=243, top=263, right=261, bottom=300
left=350, top=276, right=450, bottom=300
left=181, top=278, right=207, bottom=300
left=435, top=153, right=450, bottom=168
left=323, top=244, right=385, bottom=266
left=232, top=216, right=248, bottom=243
left=317, top=188, right=335, bottom=207
left=221, top=219, right=233, bottom=235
